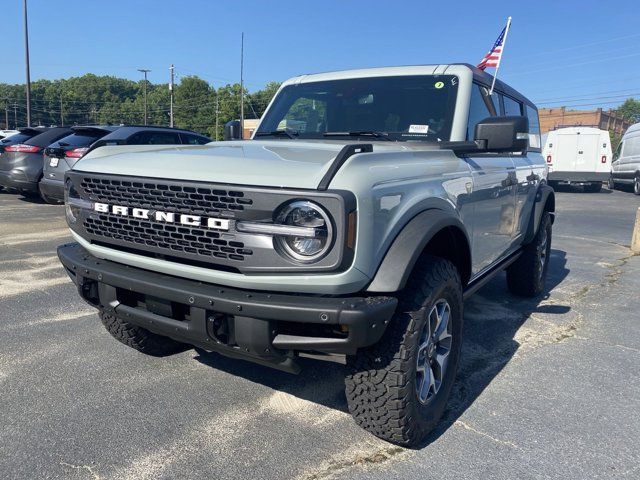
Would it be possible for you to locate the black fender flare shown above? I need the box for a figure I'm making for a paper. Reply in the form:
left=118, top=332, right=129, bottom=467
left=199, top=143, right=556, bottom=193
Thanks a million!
left=367, top=209, right=471, bottom=293
left=523, top=184, right=555, bottom=245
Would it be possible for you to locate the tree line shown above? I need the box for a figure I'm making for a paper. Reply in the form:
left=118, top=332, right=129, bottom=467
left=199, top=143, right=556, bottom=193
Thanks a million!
left=0, top=74, right=281, bottom=140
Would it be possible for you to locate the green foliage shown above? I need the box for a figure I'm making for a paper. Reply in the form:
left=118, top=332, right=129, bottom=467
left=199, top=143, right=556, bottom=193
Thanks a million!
left=0, top=74, right=281, bottom=138
left=617, top=98, right=640, bottom=123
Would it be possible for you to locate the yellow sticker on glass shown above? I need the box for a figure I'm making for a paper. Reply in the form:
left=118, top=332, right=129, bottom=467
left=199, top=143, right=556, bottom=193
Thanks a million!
left=434, top=81, right=444, bottom=89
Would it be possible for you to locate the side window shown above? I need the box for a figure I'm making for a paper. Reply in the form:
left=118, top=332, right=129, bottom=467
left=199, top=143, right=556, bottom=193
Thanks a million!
left=181, top=134, right=210, bottom=145
left=128, top=131, right=180, bottom=145
left=613, top=142, right=623, bottom=161
left=526, top=105, right=541, bottom=150
left=502, top=95, right=523, bottom=116
left=467, top=84, right=496, bottom=140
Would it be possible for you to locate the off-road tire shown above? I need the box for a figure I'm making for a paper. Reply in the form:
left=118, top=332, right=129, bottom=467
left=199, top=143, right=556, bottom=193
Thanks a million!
left=38, top=182, right=61, bottom=204
left=345, top=256, right=463, bottom=447
left=99, top=310, right=189, bottom=356
left=506, top=211, right=552, bottom=297
left=634, top=174, right=640, bottom=196
left=583, top=182, right=602, bottom=193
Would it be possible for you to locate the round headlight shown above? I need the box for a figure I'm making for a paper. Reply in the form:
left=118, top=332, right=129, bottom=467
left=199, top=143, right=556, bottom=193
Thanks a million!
left=274, top=201, right=333, bottom=262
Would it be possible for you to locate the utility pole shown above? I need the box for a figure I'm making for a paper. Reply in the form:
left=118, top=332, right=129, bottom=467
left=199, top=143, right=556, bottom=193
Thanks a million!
left=4, top=100, right=8, bottom=129
left=240, top=32, right=244, bottom=138
left=215, top=94, right=219, bottom=141
left=23, top=0, right=32, bottom=126
left=59, top=93, right=64, bottom=126
left=169, top=64, right=174, bottom=128
left=13, top=104, right=17, bottom=128
left=137, top=68, right=151, bottom=125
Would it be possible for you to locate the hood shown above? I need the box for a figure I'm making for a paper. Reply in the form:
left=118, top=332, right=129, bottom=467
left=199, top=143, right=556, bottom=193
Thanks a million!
left=72, top=140, right=414, bottom=189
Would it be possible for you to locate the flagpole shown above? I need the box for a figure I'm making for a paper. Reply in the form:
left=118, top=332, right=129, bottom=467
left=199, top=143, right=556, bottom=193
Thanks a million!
left=489, top=16, right=512, bottom=95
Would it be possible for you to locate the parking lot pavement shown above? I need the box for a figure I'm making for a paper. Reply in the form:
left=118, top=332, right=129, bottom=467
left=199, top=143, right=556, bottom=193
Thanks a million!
left=1, top=187, right=639, bottom=480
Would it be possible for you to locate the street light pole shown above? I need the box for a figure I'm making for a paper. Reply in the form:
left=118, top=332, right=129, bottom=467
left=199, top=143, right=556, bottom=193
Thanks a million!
left=23, top=0, right=32, bottom=127
left=138, top=69, right=151, bottom=125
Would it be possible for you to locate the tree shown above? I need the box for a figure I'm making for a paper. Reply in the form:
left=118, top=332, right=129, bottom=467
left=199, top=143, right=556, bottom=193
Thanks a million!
left=617, top=98, right=640, bottom=123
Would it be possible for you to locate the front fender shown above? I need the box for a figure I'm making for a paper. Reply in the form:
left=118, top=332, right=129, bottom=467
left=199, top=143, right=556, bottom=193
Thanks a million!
left=367, top=209, right=470, bottom=293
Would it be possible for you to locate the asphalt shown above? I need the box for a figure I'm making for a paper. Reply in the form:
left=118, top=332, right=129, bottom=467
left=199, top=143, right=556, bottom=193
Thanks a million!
left=0, top=186, right=639, bottom=480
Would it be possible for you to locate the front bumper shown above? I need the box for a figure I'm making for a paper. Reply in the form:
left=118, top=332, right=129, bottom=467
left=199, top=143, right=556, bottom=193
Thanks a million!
left=0, top=170, right=38, bottom=193
left=58, top=243, right=397, bottom=372
left=547, top=171, right=609, bottom=183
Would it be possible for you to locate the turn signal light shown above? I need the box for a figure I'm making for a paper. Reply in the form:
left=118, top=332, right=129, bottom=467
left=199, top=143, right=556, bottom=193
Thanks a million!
left=546, top=155, right=552, bottom=163
left=601, top=155, right=607, bottom=164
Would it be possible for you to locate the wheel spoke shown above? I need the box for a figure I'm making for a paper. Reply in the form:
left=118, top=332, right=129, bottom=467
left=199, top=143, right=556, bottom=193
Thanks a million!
left=434, top=306, right=451, bottom=343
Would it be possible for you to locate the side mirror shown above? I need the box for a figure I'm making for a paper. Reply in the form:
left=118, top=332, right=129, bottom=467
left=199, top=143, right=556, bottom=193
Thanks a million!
left=224, top=120, right=242, bottom=141
left=474, top=115, right=529, bottom=152
left=441, top=115, right=529, bottom=154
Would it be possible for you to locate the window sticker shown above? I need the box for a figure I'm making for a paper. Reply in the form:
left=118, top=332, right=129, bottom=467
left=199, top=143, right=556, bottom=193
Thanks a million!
left=434, top=81, right=445, bottom=89
left=409, top=124, right=429, bottom=134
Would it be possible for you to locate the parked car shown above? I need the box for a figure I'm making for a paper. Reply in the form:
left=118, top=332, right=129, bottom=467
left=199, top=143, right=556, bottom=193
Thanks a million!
left=0, top=127, right=72, bottom=196
left=610, top=122, right=640, bottom=195
left=0, top=127, right=47, bottom=153
left=0, top=127, right=48, bottom=191
left=0, top=129, right=20, bottom=140
left=39, top=125, right=119, bottom=203
left=58, top=63, right=554, bottom=447
left=86, top=126, right=211, bottom=153
left=542, top=126, right=612, bottom=192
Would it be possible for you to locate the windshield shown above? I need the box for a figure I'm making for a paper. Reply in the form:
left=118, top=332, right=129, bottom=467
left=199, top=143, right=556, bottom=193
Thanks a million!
left=256, top=75, right=459, bottom=142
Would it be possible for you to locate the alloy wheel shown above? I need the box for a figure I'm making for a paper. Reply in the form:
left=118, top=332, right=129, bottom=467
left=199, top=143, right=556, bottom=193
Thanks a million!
left=416, top=299, right=452, bottom=405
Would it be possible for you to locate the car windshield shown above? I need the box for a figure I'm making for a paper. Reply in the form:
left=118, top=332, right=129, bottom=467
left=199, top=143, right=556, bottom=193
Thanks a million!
left=256, top=75, right=459, bottom=142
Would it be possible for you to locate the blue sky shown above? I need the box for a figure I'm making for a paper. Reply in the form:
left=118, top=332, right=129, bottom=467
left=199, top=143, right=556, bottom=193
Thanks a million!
left=2, top=0, right=640, bottom=109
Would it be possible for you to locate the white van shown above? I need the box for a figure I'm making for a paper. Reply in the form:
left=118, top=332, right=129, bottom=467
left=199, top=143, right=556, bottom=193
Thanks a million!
left=611, top=122, right=640, bottom=195
left=542, top=127, right=612, bottom=192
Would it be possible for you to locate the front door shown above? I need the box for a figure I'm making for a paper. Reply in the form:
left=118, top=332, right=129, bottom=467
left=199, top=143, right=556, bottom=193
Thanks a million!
left=465, top=155, right=517, bottom=274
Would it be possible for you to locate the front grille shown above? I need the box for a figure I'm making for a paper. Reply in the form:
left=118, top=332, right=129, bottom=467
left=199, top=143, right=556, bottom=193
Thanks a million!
left=80, top=177, right=253, bottom=216
left=84, top=215, right=253, bottom=262
left=79, top=175, right=258, bottom=265
left=69, top=171, right=349, bottom=274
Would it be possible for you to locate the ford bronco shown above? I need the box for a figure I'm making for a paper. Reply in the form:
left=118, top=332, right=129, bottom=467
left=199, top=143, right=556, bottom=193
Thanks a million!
left=58, top=64, right=555, bottom=447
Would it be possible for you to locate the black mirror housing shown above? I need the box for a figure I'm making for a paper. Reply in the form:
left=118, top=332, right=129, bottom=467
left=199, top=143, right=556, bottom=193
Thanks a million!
left=224, top=120, right=242, bottom=141
left=474, top=115, right=529, bottom=152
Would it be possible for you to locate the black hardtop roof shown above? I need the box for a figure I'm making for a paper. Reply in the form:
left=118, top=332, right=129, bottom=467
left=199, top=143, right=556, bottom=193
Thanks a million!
left=452, top=63, right=536, bottom=109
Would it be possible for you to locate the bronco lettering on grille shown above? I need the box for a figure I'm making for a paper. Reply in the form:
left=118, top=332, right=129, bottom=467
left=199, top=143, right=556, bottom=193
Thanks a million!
left=93, top=202, right=230, bottom=231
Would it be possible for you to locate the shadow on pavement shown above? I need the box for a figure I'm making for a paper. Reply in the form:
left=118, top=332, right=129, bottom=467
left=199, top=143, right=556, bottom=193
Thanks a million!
left=193, top=248, right=571, bottom=445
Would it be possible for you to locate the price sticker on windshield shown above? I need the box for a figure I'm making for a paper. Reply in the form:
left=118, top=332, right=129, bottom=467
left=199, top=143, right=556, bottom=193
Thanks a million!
left=409, top=125, right=429, bottom=134
left=434, top=81, right=445, bottom=89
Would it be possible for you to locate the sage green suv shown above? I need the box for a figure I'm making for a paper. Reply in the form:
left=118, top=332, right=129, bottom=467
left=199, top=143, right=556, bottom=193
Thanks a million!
left=58, top=63, right=554, bottom=447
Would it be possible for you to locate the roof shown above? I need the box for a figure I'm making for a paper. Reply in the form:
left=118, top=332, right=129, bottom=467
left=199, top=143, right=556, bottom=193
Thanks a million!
left=98, top=126, right=209, bottom=139
left=280, top=63, right=535, bottom=109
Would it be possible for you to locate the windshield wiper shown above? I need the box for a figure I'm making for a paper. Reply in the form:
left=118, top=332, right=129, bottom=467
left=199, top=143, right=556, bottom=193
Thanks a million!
left=255, top=129, right=298, bottom=139
left=323, top=131, right=393, bottom=141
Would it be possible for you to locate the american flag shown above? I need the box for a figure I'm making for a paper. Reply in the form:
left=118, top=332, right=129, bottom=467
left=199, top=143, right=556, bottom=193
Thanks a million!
left=477, top=25, right=507, bottom=70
